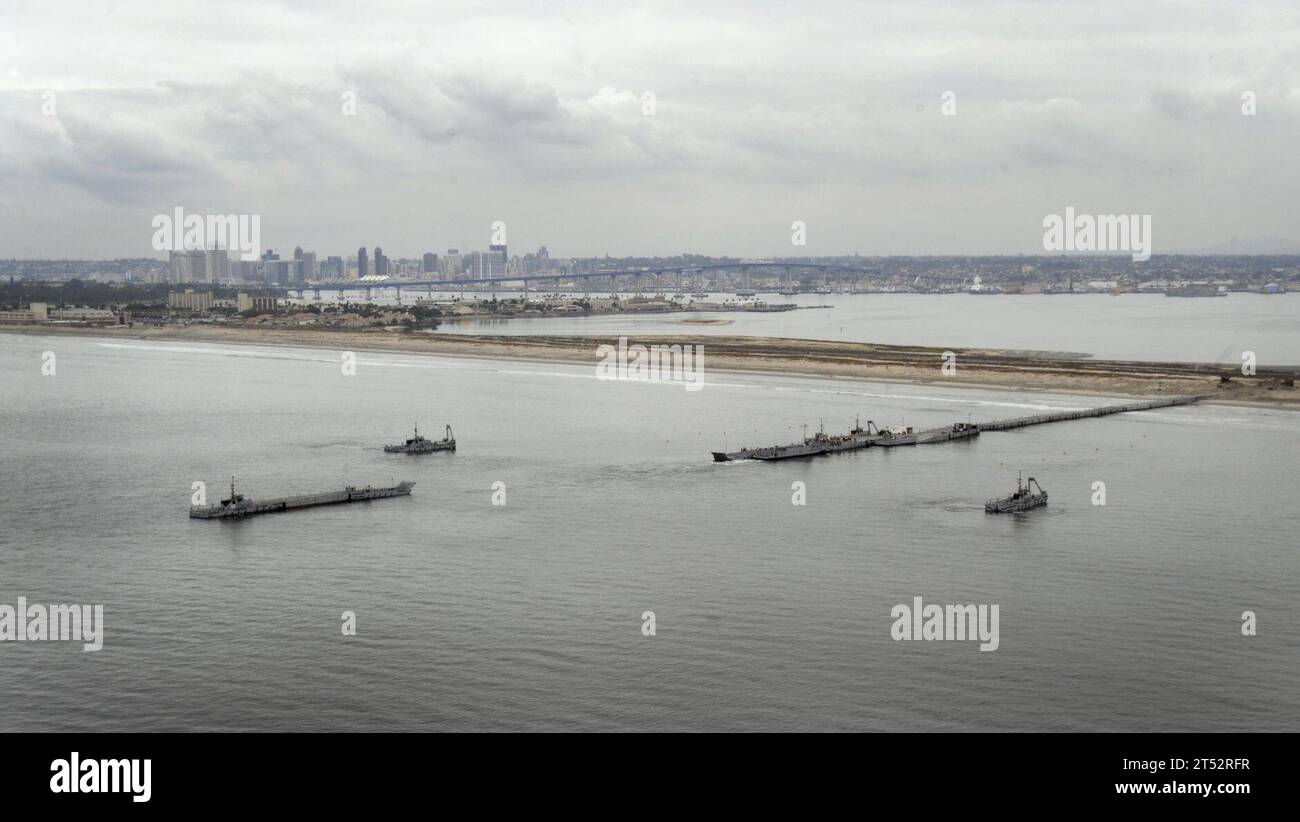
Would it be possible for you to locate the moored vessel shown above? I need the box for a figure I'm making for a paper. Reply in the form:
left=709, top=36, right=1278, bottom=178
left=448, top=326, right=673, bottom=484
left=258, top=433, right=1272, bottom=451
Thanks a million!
left=712, top=418, right=874, bottom=461
left=968, top=275, right=1004, bottom=295
left=1164, top=285, right=1226, bottom=298
left=916, top=422, right=980, bottom=444
left=869, top=424, right=918, bottom=447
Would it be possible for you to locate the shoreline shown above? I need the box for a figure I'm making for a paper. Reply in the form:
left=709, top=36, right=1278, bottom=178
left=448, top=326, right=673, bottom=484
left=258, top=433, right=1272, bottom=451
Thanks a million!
left=4, top=323, right=1298, bottom=410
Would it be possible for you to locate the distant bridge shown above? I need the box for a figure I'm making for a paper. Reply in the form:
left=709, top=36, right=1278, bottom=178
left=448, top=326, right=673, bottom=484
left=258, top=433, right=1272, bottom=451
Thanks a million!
left=282, top=262, right=880, bottom=298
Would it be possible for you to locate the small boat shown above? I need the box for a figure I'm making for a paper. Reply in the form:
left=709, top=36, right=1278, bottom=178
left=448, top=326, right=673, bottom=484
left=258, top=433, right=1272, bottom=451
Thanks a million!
left=385, top=423, right=456, bottom=454
left=985, top=472, right=1047, bottom=513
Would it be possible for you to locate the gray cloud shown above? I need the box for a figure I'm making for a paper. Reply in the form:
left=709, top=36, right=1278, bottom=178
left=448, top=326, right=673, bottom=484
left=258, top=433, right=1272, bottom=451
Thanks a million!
left=1, top=0, right=1298, bottom=258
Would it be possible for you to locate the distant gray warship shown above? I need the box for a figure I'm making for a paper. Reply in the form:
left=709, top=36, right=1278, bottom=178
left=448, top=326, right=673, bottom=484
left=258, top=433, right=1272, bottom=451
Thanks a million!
left=385, top=423, right=455, bottom=454
left=985, top=473, right=1047, bottom=513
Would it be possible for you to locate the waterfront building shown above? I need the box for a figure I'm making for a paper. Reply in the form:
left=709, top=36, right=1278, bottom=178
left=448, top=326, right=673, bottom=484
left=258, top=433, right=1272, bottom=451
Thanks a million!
left=0, top=302, right=49, bottom=322
left=167, top=289, right=215, bottom=312
left=237, top=292, right=281, bottom=313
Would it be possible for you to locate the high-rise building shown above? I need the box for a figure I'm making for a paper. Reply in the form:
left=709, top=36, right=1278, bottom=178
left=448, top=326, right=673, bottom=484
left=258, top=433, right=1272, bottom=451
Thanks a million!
left=443, top=249, right=462, bottom=277
left=299, top=251, right=317, bottom=283
left=374, top=247, right=388, bottom=276
left=489, top=243, right=507, bottom=263
left=170, top=249, right=208, bottom=282
left=326, top=256, right=344, bottom=279
left=168, top=250, right=186, bottom=282
left=260, top=250, right=283, bottom=284
left=205, top=247, right=230, bottom=282
left=263, top=260, right=293, bottom=285
left=466, top=251, right=507, bottom=277
left=422, top=252, right=438, bottom=274
left=358, top=247, right=369, bottom=278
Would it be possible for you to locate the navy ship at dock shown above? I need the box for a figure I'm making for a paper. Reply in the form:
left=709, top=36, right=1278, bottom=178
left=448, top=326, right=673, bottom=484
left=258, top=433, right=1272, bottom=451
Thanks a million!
left=385, top=423, right=455, bottom=454
left=190, top=478, right=415, bottom=519
left=915, top=422, right=979, bottom=444
left=864, top=422, right=917, bottom=447
left=712, top=418, right=874, bottom=461
left=1164, top=285, right=1226, bottom=298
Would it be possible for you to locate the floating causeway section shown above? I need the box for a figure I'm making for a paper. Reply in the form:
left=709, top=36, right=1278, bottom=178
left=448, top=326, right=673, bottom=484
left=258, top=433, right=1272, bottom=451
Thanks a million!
left=711, top=396, right=1200, bottom=461
left=190, top=481, right=416, bottom=519
left=972, top=395, right=1199, bottom=433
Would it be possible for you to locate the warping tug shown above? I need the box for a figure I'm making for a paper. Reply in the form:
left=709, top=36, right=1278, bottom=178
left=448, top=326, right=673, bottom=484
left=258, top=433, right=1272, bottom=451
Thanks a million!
left=385, top=423, right=456, bottom=454
left=985, top=473, right=1047, bottom=513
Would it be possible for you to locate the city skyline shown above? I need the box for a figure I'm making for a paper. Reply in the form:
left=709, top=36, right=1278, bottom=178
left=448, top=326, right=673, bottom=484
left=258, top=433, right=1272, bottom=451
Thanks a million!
left=3, top=1, right=1300, bottom=259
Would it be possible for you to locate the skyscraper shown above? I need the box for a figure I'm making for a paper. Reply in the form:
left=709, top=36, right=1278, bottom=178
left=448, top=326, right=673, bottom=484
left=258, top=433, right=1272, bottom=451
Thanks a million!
left=444, top=249, right=462, bottom=277
left=170, top=250, right=208, bottom=283
left=422, top=252, right=437, bottom=274
left=205, top=246, right=230, bottom=282
left=300, top=251, right=317, bottom=283
left=374, top=247, right=388, bottom=276
left=358, top=247, right=368, bottom=278
left=261, top=249, right=282, bottom=284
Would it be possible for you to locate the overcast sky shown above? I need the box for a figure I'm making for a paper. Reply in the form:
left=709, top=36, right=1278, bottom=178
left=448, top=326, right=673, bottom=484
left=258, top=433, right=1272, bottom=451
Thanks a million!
left=1, top=0, right=1298, bottom=259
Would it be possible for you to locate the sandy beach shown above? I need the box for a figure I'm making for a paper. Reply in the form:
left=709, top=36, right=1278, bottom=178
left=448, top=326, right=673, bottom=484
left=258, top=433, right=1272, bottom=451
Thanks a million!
left=5, top=323, right=1298, bottom=409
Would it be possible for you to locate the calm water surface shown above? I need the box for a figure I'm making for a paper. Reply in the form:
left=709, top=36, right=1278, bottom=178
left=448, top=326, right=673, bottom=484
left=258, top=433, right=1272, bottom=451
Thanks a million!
left=424, top=292, right=1300, bottom=365
left=1, top=332, right=1297, bottom=731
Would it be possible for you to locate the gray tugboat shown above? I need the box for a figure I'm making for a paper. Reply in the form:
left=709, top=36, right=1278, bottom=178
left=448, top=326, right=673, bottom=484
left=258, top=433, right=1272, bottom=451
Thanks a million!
left=865, top=422, right=918, bottom=447
left=985, top=472, right=1047, bottom=513
left=384, top=423, right=455, bottom=454
left=190, top=477, right=415, bottom=519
